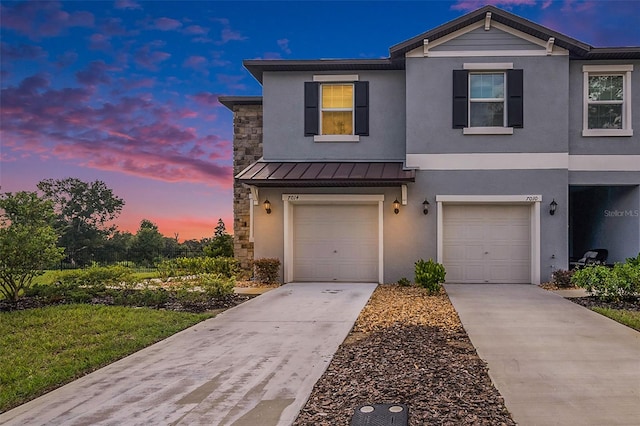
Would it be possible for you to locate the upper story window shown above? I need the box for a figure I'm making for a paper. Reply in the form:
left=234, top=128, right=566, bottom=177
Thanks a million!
left=469, top=73, right=505, bottom=127
left=582, top=65, right=633, bottom=137
left=305, top=75, right=368, bottom=142
left=453, top=63, right=523, bottom=135
left=321, top=84, right=354, bottom=135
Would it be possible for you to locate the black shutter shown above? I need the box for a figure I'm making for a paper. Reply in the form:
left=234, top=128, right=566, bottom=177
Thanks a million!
left=507, top=69, right=524, bottom=128
left=304, top=82, right=319, bottom=136
left=354, top=81, right=369, bottom=136
left=452, top=70, right=468, bottom=128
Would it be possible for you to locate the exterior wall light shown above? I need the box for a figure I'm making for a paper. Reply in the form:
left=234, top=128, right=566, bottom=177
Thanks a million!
left=422, top=199, right=430, bottom=215
left=393, top=199, right=400, bottom=214
left=549, top=199, right=557, bottom=215
left=263, top=199, right=272, bottom=214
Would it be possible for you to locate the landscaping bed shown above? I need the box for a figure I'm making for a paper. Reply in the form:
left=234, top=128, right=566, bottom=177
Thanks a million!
left=293, top=285, right=515, bottom=426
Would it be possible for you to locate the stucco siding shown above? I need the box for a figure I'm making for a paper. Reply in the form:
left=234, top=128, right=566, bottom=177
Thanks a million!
left=568, top=60, right=640, bottom=155
left=406, top=55, right=570, bottom=155
left=431, top=26, right=541, bottom=51
left=262, top=71, right=406, bottom=162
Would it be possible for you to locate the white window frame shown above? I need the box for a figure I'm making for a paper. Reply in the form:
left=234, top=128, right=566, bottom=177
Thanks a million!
left=463, top=63, right=514, bottom=135
left=313, top=74, right=360, bottom=142
left=582, top=65, right=633, bottom=137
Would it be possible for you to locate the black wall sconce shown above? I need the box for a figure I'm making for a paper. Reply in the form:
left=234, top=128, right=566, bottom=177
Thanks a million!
left=549, top=199, right=557, bottom=215
left=393, top=198, right=400, bottom=214
left=422, top=199, right=430, bottom=215
left=263, top=199, right=272, bottom=214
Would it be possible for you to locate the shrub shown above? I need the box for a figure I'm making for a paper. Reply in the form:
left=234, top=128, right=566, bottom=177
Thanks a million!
left=156, top=257, right=239, bottom=279
left=54, top=265, right=134, bottom=288
left=415, top=259, right=446, bottom=295
left=253, top=258, right=281, bottom=284
left=397, top=277, right=411, bottom=287
left=571, top=262, right=640, bottom=302
left=626, top=252, right=640, bottom=267
left=552, top=269, right=574, bottom=288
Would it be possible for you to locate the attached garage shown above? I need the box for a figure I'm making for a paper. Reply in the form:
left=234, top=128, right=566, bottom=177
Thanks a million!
left=441, top=203, right=533, bottom=283
left=293, top=204, right=378, bottom=281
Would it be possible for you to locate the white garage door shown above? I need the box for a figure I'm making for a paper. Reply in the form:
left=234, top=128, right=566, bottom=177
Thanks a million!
left=293, top=204, right=378, bottom=282
left=443, top=204, right=531, bottom=283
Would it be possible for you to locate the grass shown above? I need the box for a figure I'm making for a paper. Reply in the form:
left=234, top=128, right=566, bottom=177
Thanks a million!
left=592, top=307, right=640, bottom=331
left=0, top=304, right=213, bottom=413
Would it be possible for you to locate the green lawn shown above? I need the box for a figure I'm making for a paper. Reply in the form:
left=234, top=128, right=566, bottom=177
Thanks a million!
left=592, top=307, right=640, bottom=331
left=0, top=305, right=213, bottom=413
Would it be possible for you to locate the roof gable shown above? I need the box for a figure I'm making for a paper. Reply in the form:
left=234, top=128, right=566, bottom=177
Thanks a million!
left=391, top=5, right=590, bottom=59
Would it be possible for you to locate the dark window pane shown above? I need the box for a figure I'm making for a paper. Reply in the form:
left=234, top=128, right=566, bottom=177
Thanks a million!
left=470, top=102, right=504, bottom=127
left=588, top=104, right=622, bottom=129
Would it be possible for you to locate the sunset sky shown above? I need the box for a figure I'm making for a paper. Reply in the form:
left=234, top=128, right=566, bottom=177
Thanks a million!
left=2, top=0, right=639, bottom=241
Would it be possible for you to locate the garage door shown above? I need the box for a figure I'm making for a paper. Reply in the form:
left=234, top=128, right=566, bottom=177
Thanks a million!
left=443, top=204, right=531, bottom=283
left=293, top=204, right=378, bottom=282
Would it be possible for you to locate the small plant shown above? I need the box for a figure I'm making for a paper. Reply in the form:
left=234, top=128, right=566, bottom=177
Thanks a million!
left=397, top=277, right=411, bottom=287
left=571, top=262, right=640, bottom=302
left=552, top=269, right=574, bottom=288
left=415, top=259, right=446, bottom=295
left=253, top=258, right=281, bottom=284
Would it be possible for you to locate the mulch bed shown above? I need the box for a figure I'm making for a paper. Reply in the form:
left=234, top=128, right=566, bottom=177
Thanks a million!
left=568, top=296, right=640, bottom=311
left=0, top=293, right=251, bottom=313
left=293, top=285, right=516, bottom=426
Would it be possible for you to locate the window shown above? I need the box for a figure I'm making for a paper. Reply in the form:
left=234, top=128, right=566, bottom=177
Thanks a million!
left=321, top=84, right=353, bottom=135
left=469, top=73, right=505, bottom=127
left=583, top=65, right=633, bottom=137
left=304, top=76, right=368, bottom=141
left=453, top=64, right=523, bottom=135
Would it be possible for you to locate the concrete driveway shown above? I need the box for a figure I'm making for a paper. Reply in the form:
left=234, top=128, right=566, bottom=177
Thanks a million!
left=0, top=282, right=377, bottom=426
left=446, top=284, right=640, bottom=426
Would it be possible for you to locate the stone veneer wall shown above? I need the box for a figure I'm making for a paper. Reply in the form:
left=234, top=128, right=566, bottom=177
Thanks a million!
left=233, top=104, right=263, bottom=271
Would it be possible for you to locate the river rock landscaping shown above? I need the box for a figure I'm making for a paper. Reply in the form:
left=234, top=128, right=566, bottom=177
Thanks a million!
left=293, top=285, right=516, bottom=426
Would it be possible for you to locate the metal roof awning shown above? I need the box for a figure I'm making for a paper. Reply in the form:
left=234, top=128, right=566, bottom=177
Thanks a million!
left=235, top=161, right=415, bottom=187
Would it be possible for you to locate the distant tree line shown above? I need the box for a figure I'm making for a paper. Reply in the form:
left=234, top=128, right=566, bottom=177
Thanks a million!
left=1, top=177, right=233, bottom=271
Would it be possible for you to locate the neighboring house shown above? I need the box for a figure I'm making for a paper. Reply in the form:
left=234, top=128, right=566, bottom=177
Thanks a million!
left=220, top=5, right=640, bottom=285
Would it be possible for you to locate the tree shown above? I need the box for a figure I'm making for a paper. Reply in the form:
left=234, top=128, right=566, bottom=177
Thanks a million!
left=37, top=178, right=125, bottom=265
left=130, top=219, right=164, bottom=266
left=0, top=192, right=64, bottom=301
left=205, top=218, right=234, bottom=258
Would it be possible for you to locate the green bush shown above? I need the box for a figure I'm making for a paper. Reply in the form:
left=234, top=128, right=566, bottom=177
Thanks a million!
left=54, top=265, right=134, bottom=288
left=253, top=258, right=281, bottom=284
left=571, top=262, right=640, bottom=302
left=415, top=259, right=446, bottom=295
left=397, top=277, right=411, bottom=287
left=156, top=257, right=238, bottom=279
left=626, top=252, right=640, bottom=267
left=552, top=269, right=574, bottom=288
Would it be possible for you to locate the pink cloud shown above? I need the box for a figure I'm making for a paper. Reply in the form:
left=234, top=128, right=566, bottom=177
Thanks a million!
left=183, top=55, right=208, bottom=69
left=0, top=42, right=48, bottom=60
left=153, top=17, right=182, bottom=31
left=1, top=74, right=232, bottom=188
left=190, top=92, right=222, bottom=108
left=0, top=1, right=95, bottom=39
left=114, top=0, right=142, bottom=10
left=277, top=38, right=292, bottom=54
left=451, top=0, right=536, bottom=11
left=134, top=43, right=171, bottom=71
left=76, top=60, right=112, bottom=86
left=184, top=25, right=209, bottom=35
left=89, top=33, right=112, bottom=51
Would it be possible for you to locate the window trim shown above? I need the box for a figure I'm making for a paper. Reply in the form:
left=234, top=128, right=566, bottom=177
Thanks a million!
left=318, top=82, right=355, bottom=138
left=455, top=64, right=521, bottom=135
left=582, top=64, right=633, bottom=137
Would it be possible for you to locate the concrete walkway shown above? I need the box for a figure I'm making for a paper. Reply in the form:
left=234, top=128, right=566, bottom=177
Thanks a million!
left=446, top=284, right=640, bottom=426
left=0, top=283, right=377, bottom=426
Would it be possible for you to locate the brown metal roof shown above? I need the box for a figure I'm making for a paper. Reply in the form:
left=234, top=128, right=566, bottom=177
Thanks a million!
left=235, top=161, right=415, bottom=187
left=218, top=96, right=262, bottom=111
left=243, top=59, right=404, bottom=84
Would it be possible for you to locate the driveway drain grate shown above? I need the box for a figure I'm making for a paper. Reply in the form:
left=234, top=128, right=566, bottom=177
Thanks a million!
left=350, top=403, right=408, bottom=425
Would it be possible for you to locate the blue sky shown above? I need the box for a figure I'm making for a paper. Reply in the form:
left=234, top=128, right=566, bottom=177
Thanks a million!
left=1, top=0, right=639, bottom=240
